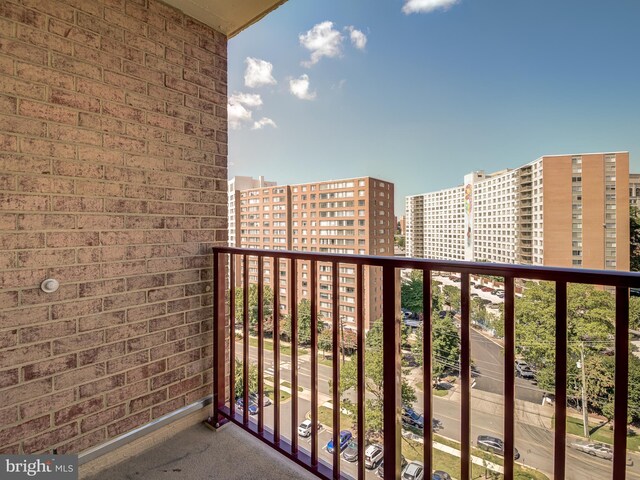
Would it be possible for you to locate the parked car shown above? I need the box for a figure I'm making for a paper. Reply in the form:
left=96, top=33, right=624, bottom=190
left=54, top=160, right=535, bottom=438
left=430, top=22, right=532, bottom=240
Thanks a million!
left=495, top=290, right=505, bottom=298
left=401, top=461, right=424, bottom=480
left=570, top=442, right=634, bottom=465
left=376, top=455, right=407, bottom=478
left=476, top=435, right=520, bottom=459
left=235, top=398, right=258, bottom=416
left=364, top=444, right=384, bottom=469
left=432, top=418, right=443, bottom=431
left=342, top=439, right=358, bottom=462
left=481, top=286, right=493, bottom=293
left=297, top=419, right=321, bottom=437
left=327, top=430, right=352, bottom=453
left=432, top=471, right=452, bottom=480
left=249, top=392, right=272, bottom=407
left=515, top=360, right=535, bottom=379
left=402, top=407, right=424, bottom=429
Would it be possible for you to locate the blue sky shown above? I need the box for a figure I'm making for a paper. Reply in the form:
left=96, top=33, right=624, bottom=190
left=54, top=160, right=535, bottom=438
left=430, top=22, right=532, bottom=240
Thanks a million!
left=228, top=0, right=640, bottom=216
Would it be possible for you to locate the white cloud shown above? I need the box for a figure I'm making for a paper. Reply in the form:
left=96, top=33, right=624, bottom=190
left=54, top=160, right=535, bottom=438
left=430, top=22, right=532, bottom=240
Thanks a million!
left=230, top=92, right=263, bottom=108
left=244, top=57, right=276, bottom=88
left=402, top=0, right=460, bottom=14
left=228, top=92, right=266, bottom=129
left=346, top=26, right=367, bottom=50
left=299, top=21, right=343, bottom=67
left=289, top=74, right=316, bottom=100
left=252, top=117, right=277, bottom=130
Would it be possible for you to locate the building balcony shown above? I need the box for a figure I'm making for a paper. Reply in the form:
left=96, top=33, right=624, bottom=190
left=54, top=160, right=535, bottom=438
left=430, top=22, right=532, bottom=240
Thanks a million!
left=205, top=246, right=639, bottom=480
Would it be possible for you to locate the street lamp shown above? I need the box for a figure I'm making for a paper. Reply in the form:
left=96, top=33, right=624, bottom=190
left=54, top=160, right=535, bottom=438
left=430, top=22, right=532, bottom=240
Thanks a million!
left=339, top=316, right=346, bottom=365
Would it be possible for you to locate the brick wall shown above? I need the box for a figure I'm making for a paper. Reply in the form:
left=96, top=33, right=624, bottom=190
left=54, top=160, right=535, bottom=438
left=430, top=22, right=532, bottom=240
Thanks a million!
left=0, top=0, right=227, bottom=454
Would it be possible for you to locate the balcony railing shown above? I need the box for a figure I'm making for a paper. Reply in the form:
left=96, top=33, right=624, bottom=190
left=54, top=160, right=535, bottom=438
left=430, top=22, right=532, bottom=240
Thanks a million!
left=209, top=246, right=640, bottom=480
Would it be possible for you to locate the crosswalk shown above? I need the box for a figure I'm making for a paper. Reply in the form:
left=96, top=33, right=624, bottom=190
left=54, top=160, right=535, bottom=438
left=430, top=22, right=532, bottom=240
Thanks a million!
left=265, top=362, right=291, bottom=376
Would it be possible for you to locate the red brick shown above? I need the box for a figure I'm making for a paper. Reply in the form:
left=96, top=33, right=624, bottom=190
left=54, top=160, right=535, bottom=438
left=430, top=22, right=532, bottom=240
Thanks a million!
left=23, top=423, right=78, bottom=453
left=0, top=37, right=47, bottom=64
left=20, top=319, right=76, bottom=343
left=107, top=410, right=149, bottom=437
left=50, top=88, right=101, bottom=112
left=48, top=18, right=100, bottom=48
left=127, top=332, right=165, bottom=352
left=0, top=304, right=48, bottom=329
left=105, top=347, right=147, bottom=372
left=4, top=378, right=51, bottom=407
left=125, top=274, right=165, bottom=291
left=19, top=177, right=75, bottom=196
left=103, top=291, right=146, bottom=311
left=0, top=343, right=50, bottom=369
left=0, top=329, right=18, bottom=349
left=18, top=248, right=76, bottom=267
left=0, top=113, right=46, bottom=136
left=164, top=188, right=198, bottom=202
left=167, top=349, right=200, bottom=371
left=101, top=36, right=143, bottom=63
left=53, top=331, right=104, bottom=355
left=79, top=373, right=125, bottom=398
left=59, top=0, right=103, bottom=16
left=78, top=279, right=125, bottom=298
left=76, top=214, right=124, bottom=230
left=103, top=69, right=146, bottom=94
left=150, top=339, right=184, bottom=360
left=54, top=397, right=103, bottom=426
left=0, top=232, right=45, bottom=249
left=148, top=83, right=182, bottom=105
left=57, top=429, right=106, bottom=453
left=51, top=53, right=101, bottom=80
left=0, top=415, right=50, bottom=448
left=52, top=196, right=103, bottom=212
left=23, top=354, right=77, bottom=381
left=152, top=396, right=185, bottom=418
left=104, top=165, right=147, bottom=184
left=0, top=213, right=16, bottom=230
left=126, top=359, right=166, bottom=384
left=21, top=0, right=75, bottom=22
left=150, top=367, right=184, bottom=390
left=168, top=374, right=202, bottom=398
left=51, top=298, right=102, bottom=320
left=49, top=264, right=101, bottom=284
left=19, top=99, right=77, bottom=125
left=78, top=311, right=124, bottom=333
left=48, top=124, right=102, bottom=145
left=75, top=179, right=124, bottom=197
left=54, top=364, right=105, bottom=390
left=0, top=369, right=19, bottom=388
left=102, top=101, right=144, bottom=122
left=47, top=232, right=99, bottom=248
left=20, top=284, right=77, bottom=306
left=15, top=61, right=74, bottom=89
left=145, top=54, right=181, bottom=78
left=123, top=60, right=163, bottom=85
left=78, top=111, right=125, bottom=133
left=20, top=137, right=76, bottom=159
left=76, top=77, right=124, bottom=103
left=0, top=406, right=18, bottom=428
left=105, top=380, right=148, bottom=407
left=103, top=133, right=146, bottom=153
left=129, top=389, right=167, bottom=413
left=80, top=405, right=125, bottom=433
left=0, top=132, right=17, bottom=152
left=73, top=43, right=121, bottom=70
left=78, top=343, right=126, bottom=367
left=125, top=122, right=166, bottom=142
left=0, top=93, right=16, bottom=114
left=76, top=12, right=123, bottom=41
left=127, top=303, right=167, bottom=323
left=0, top=193, right=48, bottom=212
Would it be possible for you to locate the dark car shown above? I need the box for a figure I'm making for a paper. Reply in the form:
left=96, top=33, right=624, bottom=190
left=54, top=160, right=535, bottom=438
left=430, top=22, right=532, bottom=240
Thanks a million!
left=249, top=392, right=272, bottom=407
left=433, top=471, right=452, bottom=480
left=327, top=430, right=352, bottom=453
left=376, top=455, right=408, bottom=478
left=402, top=407, right=424, bottom=429
left=477, top=435, right=520, bottom=459
left=432, top=418, right=443, bottom=431
left=236, top=398, right=258, bottom=416
left=342, top=439, right=358, bottom=462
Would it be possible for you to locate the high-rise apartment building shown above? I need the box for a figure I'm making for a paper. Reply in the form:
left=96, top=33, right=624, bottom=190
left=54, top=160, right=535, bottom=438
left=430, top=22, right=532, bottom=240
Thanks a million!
left=406, top=152, right=630, bottom=271
left=228, top=176, right=277, bottom=248
left=630, top=173, right=640, bottom=209
left=229, top=177, right=395, bottom=330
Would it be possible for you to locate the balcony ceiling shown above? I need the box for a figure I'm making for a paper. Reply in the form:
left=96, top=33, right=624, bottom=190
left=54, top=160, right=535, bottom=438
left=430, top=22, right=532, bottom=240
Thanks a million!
left=164, top=0, right=288, bottom=38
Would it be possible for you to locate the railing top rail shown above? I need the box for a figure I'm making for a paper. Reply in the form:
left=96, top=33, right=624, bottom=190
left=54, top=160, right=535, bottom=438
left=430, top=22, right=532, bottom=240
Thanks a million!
left=212, top=246, right=640, bottom=288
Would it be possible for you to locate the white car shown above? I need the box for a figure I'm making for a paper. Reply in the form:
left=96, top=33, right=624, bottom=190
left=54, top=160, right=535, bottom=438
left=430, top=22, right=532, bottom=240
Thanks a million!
left=364, top=444, right=383, bottom=469
left=401, top=461, right=424, bottom=480
left=297, top=419, right=321, bottom=437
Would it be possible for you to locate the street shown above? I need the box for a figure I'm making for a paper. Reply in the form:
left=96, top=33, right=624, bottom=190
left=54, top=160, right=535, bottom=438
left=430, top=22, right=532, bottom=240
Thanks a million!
left=235, top=339, right=639, bottom=479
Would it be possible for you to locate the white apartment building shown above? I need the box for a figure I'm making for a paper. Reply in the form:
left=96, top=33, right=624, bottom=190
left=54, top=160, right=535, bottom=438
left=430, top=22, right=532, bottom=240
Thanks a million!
left=228, top=176, right=277, bottom=247
left=406, top=152, right=630, bottom=271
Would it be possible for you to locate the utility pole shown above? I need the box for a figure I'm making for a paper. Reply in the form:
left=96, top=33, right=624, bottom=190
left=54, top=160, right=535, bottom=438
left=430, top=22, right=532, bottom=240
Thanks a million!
left=339, top=316, right=346, bottom=365
left=580, top=341, right=589, bottom=439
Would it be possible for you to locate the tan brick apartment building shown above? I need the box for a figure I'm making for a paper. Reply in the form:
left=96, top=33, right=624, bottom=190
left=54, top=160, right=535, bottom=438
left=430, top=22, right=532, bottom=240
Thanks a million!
left=229, top=177, right=395, bottom=330
left=0, top=0, right=289, bottom=463
left=406, top=152, right=630, bottom=271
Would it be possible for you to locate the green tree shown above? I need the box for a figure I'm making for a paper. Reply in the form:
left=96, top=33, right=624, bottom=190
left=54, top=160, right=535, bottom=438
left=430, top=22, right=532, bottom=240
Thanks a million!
left=631, top=206, right=640, bottom=271
left=630, top=296, right=640, bottom=330
left=515, top=282, right=614, bottom=394
left=471, top=296, right=488, bottom=325
left=235, top=284, right=274, bottom=332
left=234, top=358, right=258, bottom=400
left=278, top=298, right=325, bottom=345
left=442, top=285, right=461, bottom=311
left=401, top=270, right=443, bottom=314
left=318, top=328, right=333, bottom=359
left=334, top=319, right=417, bottom=440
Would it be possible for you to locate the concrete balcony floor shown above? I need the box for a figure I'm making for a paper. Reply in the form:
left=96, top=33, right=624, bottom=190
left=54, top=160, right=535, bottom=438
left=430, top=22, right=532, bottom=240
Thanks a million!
left=83, top=421, right=317, bottom=480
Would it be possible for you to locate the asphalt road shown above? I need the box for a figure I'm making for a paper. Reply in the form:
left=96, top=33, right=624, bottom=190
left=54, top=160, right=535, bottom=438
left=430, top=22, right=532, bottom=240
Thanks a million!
left=235, top=340, right=639, bottom=480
